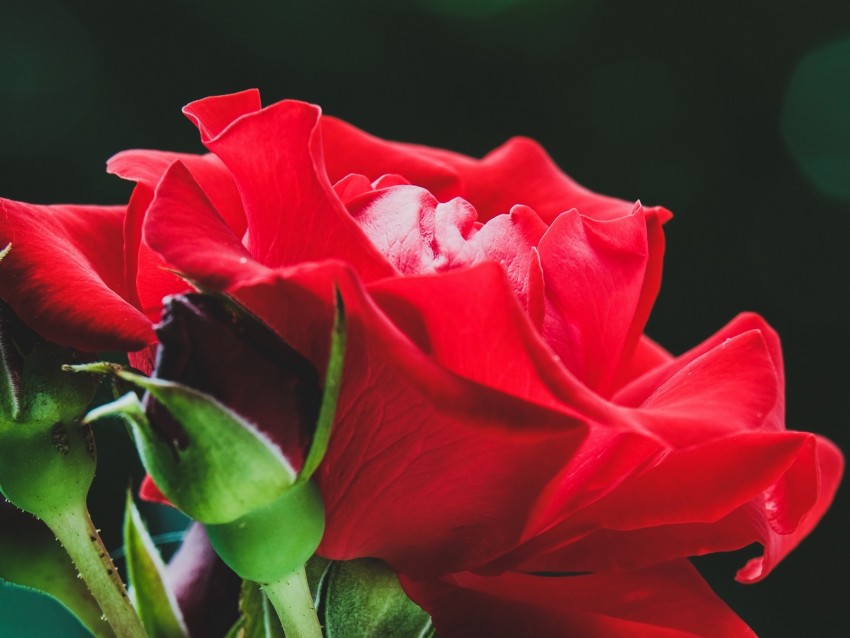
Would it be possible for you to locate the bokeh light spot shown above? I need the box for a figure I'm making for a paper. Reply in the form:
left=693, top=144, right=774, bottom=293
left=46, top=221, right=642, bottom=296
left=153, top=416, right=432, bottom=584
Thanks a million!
left=781, top=37, right=850, bottom=202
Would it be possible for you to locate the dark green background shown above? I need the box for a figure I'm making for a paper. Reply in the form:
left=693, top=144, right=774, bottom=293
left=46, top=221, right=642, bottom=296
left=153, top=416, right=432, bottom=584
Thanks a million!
left=1, top=0, right=848, bottom=636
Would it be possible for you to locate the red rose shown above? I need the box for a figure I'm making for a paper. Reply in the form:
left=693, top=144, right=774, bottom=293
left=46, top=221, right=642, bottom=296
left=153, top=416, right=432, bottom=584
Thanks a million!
left=0, top=89, right=841, bottom=636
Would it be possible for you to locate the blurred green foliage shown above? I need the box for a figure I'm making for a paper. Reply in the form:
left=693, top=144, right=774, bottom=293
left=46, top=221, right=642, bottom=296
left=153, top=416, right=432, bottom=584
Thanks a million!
left=782, top=37, right=850, bottom=203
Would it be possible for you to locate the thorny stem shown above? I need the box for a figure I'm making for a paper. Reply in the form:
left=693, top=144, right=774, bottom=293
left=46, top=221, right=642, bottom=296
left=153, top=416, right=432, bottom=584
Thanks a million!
left=49, top=502, right=147, bottom=638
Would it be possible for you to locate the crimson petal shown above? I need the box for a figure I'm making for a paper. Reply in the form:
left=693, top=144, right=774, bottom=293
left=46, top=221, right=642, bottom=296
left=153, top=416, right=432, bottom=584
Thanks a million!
left=430, top=136, right=671, bottom=224
left=402, top=561, right=755, bottom=638
left=509, top=431, right=840, bottom=582
left=321, top=115, right=672, bottom=225
left=0, top=198, right=153, bottom=351
left=107, top=149, right=245, bottom=237
left=321, top=115, right=462, bottom=202
left=537, top=206, right=668, bottom=394
left=184, top=95, right=394, bottom=279
left=182, top=89, right=262, bottom=142
left=108, top=148, right=247, bottom=323
left=369, top=262, right=605, bottom=417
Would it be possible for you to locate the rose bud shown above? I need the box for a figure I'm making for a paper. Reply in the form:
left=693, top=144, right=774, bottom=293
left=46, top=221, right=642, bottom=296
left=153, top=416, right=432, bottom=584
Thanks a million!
left=81, top=291, right=345, bottom=583
left=0, top=300, right=99, bottom=526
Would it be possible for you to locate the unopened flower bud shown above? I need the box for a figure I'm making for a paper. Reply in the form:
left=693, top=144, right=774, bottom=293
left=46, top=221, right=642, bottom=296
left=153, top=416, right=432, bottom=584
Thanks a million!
left=80, top=292, right=345, bottom=583
left=0, top=302, right=99, bottom=522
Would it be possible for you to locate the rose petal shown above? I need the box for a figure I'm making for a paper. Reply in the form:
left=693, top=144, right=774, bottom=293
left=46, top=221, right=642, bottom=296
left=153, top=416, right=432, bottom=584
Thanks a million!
left=321, top=115, right=461, bottom=201
left=0, top=198, right=153, bottom=350
left=614, top=334, right=674, bottom=388
left=614, top=313, right=786, bottom=430
left=635, top=330, right=780, bottom=446
left=369, top=262, right=602, bottom=416
left=345, top=186, right=440, bottom=275
left=735, top=433, right=842, bottom=583
left=321, top=116, right=672, bottom=224
left=506, top=431, right=840, bottom=582
left=537, top=206, right=667, bottom=394
left=515, top=432, right=842, bottom=584
left=139, top=475, right=168, bottom=504
left=402, top=561, right=755, bottom=638
left=432, top=136, right=671, bottom=224
left=527, top=246, right=545, bottom=331
left=347, top=184, right=551, bottom=312
left=184, top=96, right=394, bottom=279
left=432, top=201, right=549, bottom=310
left=549, top=431, right=810, bottom=534
left=107, top=149, right=246, bottom=237
left=182, top=88, right=262, bottom=142
left=609, top=206, right=669, bottom=389
left=145, top=161, right=262, bottom=289
left=108, top=149, right=247, bottom=323
left=121, top=185, right=187, bottom=323
left=332, top=173, right=374, bottom=204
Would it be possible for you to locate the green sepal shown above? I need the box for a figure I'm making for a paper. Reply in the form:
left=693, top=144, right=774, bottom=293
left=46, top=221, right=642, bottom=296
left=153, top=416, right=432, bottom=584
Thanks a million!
left=78, top=368, right=297, bottom=524
left=0, top=338, right=99, bottom=522
left=123, top=492, right=188, bottom=638
left=323, top=559, right=433, bottom=638
left=224, top=580, right=285, bottom=638
left=0, top=504, right=115, bottom=638
left=205, top=480, right=325, bottom=584
left=204, top=293, right=343, bottom=584
left=298, top=287, right=346, bottom=484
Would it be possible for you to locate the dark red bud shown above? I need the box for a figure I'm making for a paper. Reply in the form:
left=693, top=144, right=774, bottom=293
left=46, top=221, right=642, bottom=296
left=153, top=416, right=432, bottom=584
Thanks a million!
left=148, top=294, right=321, bottom=472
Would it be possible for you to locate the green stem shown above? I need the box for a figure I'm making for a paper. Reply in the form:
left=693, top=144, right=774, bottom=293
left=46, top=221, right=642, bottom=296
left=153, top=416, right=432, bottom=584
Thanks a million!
left=262, top=564, right=323, bottom=638
left=48, top=502, right=147, bottom=638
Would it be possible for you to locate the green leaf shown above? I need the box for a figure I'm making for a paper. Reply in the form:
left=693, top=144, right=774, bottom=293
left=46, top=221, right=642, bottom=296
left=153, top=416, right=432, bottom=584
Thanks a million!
left=78, top=368, right=297, bottom=524
left=323, top=559, right=433, bottom=638
left=298, top=288, right=346, bottom=484
left=224, top=580, right=285, bottom=638
left=123, top=492, right=187, bottom=638
left=0, top=502, right=115, bottom=638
